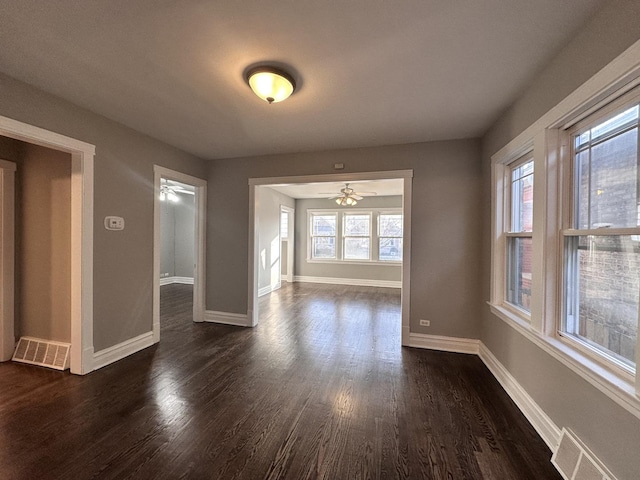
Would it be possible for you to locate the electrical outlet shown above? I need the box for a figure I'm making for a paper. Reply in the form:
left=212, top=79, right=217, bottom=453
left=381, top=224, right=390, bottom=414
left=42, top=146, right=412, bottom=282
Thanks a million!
left=420, top=319, right=430, bottom=327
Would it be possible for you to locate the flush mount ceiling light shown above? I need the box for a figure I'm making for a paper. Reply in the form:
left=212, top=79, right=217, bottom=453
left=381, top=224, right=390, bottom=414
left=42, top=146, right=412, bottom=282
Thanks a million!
left=246, top=66, right=296, bottom=104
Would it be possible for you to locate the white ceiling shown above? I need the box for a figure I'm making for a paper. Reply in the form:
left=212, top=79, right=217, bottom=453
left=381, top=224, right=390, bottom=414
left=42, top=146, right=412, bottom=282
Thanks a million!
left=0, top=1, right=604, bottom=160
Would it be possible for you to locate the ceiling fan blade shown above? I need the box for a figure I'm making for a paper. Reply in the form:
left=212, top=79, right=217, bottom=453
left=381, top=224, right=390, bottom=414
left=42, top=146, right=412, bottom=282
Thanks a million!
left=351, top=195, right=363, bottom=200
left=327, top=195, right=343, bottom=199
left=354, top=191, right=377, bottom=196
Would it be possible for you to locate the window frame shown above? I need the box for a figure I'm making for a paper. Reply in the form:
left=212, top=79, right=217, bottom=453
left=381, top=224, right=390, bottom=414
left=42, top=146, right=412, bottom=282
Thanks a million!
left=309, top=212, right=337, bottom=260
left=505, top=154, right=534, bottom=315
left=378, top=212, right=404, bottom=262
left=342, top=212, right=372, bottom=260
left=307, top=208, right=403, bottom=265
left=489, top=48, right=640, bottom=419
left=557, top=88, right=640, bottom=379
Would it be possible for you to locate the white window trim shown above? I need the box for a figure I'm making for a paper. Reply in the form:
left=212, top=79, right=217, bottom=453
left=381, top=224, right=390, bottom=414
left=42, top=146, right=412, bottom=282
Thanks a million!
left=378, top=211, right=404, bottom=263
left=342, top=212, right=372, bottom=261
left=307, top=208, right=403, bottom=264
left=309, top=211, right=338, bottom=260
left=489, top=39, right=640, bottom=420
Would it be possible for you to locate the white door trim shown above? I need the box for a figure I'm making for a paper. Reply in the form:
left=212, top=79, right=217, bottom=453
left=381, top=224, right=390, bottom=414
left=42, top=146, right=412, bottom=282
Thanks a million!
left=0, top=115, right=95, bottom=374
left=153, top=166, right=207, bottom=342
left=248, top=170, right=413, bottom=345
left=281, top=205, right=295, bottom=283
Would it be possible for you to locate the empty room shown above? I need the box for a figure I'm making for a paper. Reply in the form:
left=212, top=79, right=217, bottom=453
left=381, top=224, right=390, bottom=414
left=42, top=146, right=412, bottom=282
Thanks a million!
left=1, top=1, right=640, bottom=479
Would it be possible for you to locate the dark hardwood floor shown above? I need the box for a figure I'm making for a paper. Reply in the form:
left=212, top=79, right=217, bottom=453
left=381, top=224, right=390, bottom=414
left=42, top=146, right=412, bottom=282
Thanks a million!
left=0, top=282, right=560, bottom=479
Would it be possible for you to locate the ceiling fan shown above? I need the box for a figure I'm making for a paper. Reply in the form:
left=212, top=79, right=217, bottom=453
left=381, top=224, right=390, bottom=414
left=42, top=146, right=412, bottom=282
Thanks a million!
left=322, top=183, right=377, bottom=206
left=160, top=179, right=195, bottom=202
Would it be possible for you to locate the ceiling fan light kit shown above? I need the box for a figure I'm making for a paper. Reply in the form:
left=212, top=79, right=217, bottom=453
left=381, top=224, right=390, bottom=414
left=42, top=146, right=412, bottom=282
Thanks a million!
left=336, top=196, right=357, bottom=206
left=246, top=66, right=296, bottom=104
left=327, top=183, right=377, bottom=206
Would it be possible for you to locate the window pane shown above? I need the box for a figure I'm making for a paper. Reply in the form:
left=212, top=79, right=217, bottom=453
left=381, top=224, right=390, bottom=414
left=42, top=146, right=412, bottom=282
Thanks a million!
left=344, top=237, right=370, bottom=259
left=564, top=235, right=639, bottom=367
left=575, top=110, right=639, bottom=229
left=507, top=237, right=532, bottom=311
left=379, top=214, right=403, bottom=236
left=511, top=160, right=534, bottom=232
left=344, top=214, right=370, bottom=236
left=312, top=237, right=335, bottom=259
left=280, top=211, right=288, bottom=238
left=379, top=237, right=403, bottom=261
left=312, top=215, right=336, bottom=236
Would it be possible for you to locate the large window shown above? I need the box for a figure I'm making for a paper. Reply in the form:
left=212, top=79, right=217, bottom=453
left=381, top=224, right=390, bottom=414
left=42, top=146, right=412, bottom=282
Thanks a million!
left=308, top=209, right=402, bottom=262
left=562, top=100, right=640, bottom=371
left=490, top=65, right=640, bottom=419
left=310, top=213, right=336, bottom=259
left=507, top=157, right=534, bottom=312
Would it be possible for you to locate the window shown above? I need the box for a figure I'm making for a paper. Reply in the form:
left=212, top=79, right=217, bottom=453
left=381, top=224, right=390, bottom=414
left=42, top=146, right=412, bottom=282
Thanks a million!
left=490, top=63, right=640, bottom=417
left=308, top=209, right=403, bottom=263
left=562, top=100, right=640, bottom=371
left=343, top=213, right=371, bottom=260
left=310, top=213, right=336, bottom=259
left=507, top=157, right=534, bottom=312
left=379, top=213, right=403, bottom=261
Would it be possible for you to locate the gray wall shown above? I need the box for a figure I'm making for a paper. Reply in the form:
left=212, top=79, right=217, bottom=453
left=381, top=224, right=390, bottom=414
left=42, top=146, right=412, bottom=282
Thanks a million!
left=160, top=192, right=195, bottom=278
left=257, top=187, right=295, bottom=291
left=294, top=196, right=402, bottom=282
left=0, top=72, right=207, bottom=352
left=207, top=139, right=483, bottom=339
left=480, top=1, right=640, bottom=478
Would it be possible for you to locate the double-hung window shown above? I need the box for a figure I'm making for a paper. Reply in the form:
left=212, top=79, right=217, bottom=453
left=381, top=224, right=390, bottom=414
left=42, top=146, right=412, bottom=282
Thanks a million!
left=562, top=96, right=640, bottom=372
left=379, top=213, right=403, bottom=261
left=310, top=213, right=337, bottom=259
left=343, top=213, right=371, bottom=260
left=308, top=209, right=403, bottom=262
left=506, top=157, right=534, bottom=312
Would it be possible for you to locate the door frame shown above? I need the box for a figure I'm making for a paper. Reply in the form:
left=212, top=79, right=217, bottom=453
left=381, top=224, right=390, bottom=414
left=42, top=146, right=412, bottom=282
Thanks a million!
left=248, top=170, right=413, bottom=345
left=280, top=205, right=295, bottom=283
left=153, top=166, right=207, bottom=341
left=0, top=115, right=95, bottom=374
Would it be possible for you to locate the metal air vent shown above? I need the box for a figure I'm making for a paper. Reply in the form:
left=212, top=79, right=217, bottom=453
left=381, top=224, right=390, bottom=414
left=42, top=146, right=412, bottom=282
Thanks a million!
left=551, top=428, right=615, bottom=480
left=12, top=337, right=70, bottom=370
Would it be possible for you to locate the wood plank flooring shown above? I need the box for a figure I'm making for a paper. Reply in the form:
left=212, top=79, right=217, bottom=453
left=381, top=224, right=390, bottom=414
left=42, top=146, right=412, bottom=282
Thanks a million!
left=0, top=282, right=561, bottom=479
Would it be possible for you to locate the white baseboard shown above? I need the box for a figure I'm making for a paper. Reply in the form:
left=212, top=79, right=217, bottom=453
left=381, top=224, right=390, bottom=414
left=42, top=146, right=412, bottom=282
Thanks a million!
left=478, top=342, right=561, bottom=451
left=92, top=331, right=155, bottom=371
left=407, top=332, right=480, bottom=354
left=204, top=310, right=251, bottom=327
left=160, top=276, right=194, bottom=286
left=293, top=275, right=401, bottom=289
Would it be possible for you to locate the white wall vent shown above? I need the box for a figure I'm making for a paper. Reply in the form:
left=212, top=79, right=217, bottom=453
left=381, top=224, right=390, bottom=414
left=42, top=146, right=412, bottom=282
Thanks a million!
left=12, top=337, right=70, bottom=370
left=552, top=428, right=616, bottom=480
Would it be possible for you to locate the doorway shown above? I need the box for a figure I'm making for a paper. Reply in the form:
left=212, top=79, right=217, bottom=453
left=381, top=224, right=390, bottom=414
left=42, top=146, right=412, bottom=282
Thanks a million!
left=248, top=170, right=413, bottom=345
left=0, top=117, right=94, bottom=375
left=153, top=166, right=206, bottom=342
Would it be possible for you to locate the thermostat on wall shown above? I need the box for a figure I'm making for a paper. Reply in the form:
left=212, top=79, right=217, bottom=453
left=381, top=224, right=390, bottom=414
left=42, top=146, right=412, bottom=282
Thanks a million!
left=104, top=216, right=125, bottom=231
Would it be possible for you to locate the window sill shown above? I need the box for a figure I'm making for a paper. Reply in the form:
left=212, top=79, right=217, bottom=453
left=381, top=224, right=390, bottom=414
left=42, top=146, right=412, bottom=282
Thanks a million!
left=306, top=259, right=402, bottom=267
left=488, top=301, right=640, bottom=420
